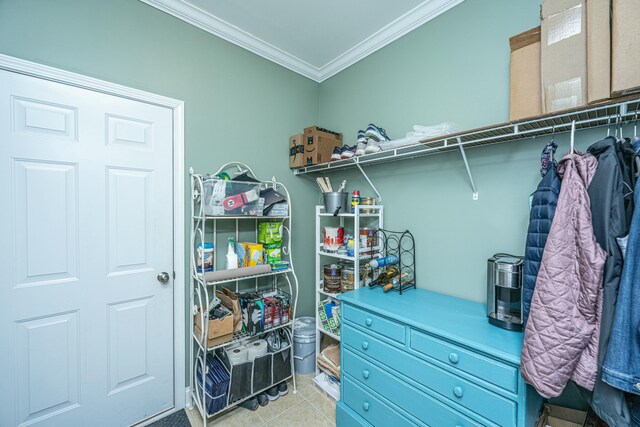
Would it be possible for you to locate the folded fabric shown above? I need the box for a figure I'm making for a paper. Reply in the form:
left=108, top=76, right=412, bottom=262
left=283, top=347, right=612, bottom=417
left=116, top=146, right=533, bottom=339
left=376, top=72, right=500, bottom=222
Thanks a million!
left=379, top=135, right=423, bottom=151
left=412, top=122, right=459, bottom=136
left=321, top=343, right=340, bottom=366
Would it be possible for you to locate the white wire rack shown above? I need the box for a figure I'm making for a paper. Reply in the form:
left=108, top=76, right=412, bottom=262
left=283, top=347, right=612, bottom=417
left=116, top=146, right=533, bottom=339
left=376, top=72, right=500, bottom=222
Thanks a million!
left=293, top=96, right=640, bottom=174
left=188, top=162, right=300, bottom=426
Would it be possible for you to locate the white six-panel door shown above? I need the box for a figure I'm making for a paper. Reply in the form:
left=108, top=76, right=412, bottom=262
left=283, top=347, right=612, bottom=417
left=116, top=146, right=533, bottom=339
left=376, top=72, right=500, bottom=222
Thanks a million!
left=0, top=69, right=175, bottom=426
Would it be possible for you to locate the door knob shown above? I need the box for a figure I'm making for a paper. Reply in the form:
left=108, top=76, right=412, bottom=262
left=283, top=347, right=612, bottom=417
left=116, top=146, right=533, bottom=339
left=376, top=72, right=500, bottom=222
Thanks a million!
left=157, top=272, right=170, bottom=284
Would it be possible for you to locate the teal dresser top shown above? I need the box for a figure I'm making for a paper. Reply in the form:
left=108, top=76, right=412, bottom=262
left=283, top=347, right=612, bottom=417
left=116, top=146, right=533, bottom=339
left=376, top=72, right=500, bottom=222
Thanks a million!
left=339, top=287, right=524, bottom=365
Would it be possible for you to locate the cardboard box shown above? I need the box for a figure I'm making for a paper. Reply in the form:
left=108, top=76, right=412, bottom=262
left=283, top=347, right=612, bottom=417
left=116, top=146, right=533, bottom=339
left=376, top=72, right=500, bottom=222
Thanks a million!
left=535, top=404, right=587, bottom=427
left=587, top=0, right=611, bottom=103
left=612, top=0, right=640, bottom=96
left=194, top=306, right=234, bottom=347
left=541, top=0, right=587, bottom=113
left=289, top=133, right=305, bottom=169
left=303, top=126, right=342, bottom=166
left=509, top=26, right=542, bottom=121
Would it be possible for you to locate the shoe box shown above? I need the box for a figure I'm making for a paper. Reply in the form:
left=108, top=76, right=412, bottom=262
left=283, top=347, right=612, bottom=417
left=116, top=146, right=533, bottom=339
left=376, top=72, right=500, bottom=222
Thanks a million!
left=612, top=0, right=640, bottom=96
left=289, top=126, right=342, bottom=168
left=509, top=26, right=542, bottom=121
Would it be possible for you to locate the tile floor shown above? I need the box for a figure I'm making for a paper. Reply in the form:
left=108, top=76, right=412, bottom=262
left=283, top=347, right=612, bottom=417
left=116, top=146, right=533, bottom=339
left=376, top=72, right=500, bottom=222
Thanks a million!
left=186, top=374, right=336, bottom=427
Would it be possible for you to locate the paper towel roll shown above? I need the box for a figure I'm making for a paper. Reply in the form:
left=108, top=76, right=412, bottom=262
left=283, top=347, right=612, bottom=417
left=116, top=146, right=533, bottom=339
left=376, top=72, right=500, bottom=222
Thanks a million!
left=227, top=345, right=248, bottom=365
left=247, top=339, right=268, bottom=361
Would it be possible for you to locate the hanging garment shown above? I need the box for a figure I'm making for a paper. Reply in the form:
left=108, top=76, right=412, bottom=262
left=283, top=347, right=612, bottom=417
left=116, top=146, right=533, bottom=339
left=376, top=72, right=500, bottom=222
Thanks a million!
left=521, top=151, right=606, bottom=398
left=522, top=144, right=561, bottom=325
left=602, top=140, right=640, bottom=397
left=578, top=137, right=635, bottom=427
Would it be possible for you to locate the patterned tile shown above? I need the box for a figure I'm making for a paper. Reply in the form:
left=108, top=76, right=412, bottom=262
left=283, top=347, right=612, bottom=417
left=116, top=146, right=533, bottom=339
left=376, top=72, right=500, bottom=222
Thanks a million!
left=290, top=374, right=320, bottom=399
left=187, top=404, right=265, bottom=427
left=255, top=389, right=306, bottom=422
left=264, top=400, right=333, bottom=427
left=307, top=391, right=336, bottom=425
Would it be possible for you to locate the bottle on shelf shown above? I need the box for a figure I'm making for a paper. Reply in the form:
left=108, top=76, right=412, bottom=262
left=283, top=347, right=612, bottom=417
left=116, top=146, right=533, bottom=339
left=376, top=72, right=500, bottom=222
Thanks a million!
left=226, top=237, right=238, bottom=269
left=383, top=270, right=415, bottom=292
left=371, top=267, right=399, bottom=286
left=351, top=190, right=360, bottom=213
left=364, top=255, right=399, bottom=270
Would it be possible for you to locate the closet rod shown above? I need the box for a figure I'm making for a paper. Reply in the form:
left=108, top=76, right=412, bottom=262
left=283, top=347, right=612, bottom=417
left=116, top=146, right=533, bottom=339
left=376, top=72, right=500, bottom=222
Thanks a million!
left=294, top=97, right=640, bottom=176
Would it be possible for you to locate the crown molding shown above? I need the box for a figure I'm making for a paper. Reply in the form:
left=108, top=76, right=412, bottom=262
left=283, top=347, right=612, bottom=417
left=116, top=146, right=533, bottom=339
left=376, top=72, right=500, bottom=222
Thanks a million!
left=139, top=0, right=323, bottom=80
left=139, top=0, right=464, bottom=83
left=317, top=0, right=465, bottom=82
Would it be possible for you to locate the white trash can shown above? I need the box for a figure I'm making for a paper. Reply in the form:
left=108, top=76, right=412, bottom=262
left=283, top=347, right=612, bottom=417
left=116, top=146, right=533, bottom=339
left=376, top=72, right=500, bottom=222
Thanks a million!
left=293, top=317, right=316, bottom=375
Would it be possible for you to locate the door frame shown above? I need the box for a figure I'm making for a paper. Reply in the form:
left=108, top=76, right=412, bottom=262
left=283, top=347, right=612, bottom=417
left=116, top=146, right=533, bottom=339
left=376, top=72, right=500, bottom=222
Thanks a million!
left=0, top=54, right=187, bottom=417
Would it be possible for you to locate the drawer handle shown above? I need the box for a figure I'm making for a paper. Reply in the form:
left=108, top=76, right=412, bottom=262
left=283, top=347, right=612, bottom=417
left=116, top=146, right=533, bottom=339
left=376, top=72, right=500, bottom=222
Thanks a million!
left=362, top=370, right=370, bottom=379
left=453, top=386, right=464, bottom=398
left=365, top=318, right=373, bottom=326
left=362, top=341, right=369, bottom=350
left=362, top=401, right=370, bottom=411
left=449, top=352, right=459, bottom=364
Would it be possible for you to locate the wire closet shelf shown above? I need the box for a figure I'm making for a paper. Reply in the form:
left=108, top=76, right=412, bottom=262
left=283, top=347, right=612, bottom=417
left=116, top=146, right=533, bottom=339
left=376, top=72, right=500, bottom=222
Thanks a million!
left=293, top=96, right=640, bottom=174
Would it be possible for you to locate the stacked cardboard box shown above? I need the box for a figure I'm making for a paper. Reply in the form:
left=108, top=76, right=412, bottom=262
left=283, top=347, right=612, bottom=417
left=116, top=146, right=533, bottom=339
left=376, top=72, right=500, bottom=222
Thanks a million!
left=540, top=0, right=587, bottom=114
left=509, top=0, right=638, bottom=121
left=509, top=26, right=542, bottom=121
left=289, top=126, right=342, bottom=168
left=612, top=0, right=640, bottom=96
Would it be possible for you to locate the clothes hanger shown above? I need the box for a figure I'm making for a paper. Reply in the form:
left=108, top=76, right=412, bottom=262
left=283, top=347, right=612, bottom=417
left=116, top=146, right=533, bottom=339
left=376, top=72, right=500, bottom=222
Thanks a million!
left=634, top=112, right=639, bottom=178
left=570, top=120, right=576, bottom=153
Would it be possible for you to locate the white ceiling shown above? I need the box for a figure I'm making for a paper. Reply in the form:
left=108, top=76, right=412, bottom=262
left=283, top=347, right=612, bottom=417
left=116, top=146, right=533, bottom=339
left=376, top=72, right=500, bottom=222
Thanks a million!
left=140, top=0, right=464, bottom=82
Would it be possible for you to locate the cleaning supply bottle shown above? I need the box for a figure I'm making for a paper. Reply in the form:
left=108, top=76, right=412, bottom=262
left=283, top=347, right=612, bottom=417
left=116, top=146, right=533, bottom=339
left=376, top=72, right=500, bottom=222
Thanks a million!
left=226, top=237, right=238, bottom=269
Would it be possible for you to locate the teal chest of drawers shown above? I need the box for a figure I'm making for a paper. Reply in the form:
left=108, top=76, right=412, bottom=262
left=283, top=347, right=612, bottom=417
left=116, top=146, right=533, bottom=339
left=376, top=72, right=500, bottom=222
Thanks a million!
left=337, top=288, right=542, bottom=427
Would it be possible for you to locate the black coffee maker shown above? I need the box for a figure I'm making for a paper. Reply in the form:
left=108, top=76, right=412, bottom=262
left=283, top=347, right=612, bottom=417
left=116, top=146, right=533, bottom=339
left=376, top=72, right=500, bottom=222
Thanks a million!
left=487, top=253, right=524, bottom=332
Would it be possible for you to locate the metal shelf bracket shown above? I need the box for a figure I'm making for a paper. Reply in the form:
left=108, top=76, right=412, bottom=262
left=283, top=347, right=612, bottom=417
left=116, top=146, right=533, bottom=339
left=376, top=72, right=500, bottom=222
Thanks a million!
left=355, top=162, right=383, bottom=203
left=457, top=137, right=479, bottom=200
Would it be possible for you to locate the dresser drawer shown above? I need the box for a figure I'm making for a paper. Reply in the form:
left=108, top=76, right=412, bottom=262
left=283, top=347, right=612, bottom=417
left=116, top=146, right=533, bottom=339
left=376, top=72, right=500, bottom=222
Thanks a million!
left=343, top=303, right=405, bottom=344
left=343, top=324, right=517, bottom=427
left=410, top=329, right=519, bottom=393
left=343, top=375, right=420, bottom=427
left=337, top=401, right=372, bottom=427
left=343, top=348, right=485, bottom=427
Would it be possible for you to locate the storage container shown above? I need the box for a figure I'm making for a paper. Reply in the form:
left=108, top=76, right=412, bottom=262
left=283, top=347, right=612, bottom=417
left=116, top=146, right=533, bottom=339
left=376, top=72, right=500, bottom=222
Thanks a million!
left=202, top=178, right=264, bottom=216
left=293, top=317, right=316, bottom=374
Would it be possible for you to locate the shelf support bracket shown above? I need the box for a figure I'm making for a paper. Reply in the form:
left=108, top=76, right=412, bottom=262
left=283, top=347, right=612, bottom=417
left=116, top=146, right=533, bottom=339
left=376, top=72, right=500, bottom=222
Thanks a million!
left=457, top=138, right=479, bottom=200
left=355, top=162, right=383, bottom=203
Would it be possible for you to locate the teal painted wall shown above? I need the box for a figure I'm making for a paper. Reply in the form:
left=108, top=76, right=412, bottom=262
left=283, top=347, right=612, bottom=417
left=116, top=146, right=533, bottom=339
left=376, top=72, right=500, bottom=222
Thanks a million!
left=1, top=0, right=596, bottom=410
left=0, top=0, right=319, bottom=385
left=318, top=0, right=594, bottom=409
left=319, top=0, right=542, bottom=302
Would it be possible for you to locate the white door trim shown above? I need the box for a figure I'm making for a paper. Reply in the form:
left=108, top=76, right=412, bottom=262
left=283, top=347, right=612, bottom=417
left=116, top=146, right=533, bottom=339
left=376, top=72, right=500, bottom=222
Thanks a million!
left=0, top=54, right=187, bottom=414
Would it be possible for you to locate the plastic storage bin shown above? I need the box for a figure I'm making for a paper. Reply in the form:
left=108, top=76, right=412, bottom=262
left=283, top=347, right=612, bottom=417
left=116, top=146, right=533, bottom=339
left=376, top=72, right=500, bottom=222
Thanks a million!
left=202, top=178, right=264, bottom=216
